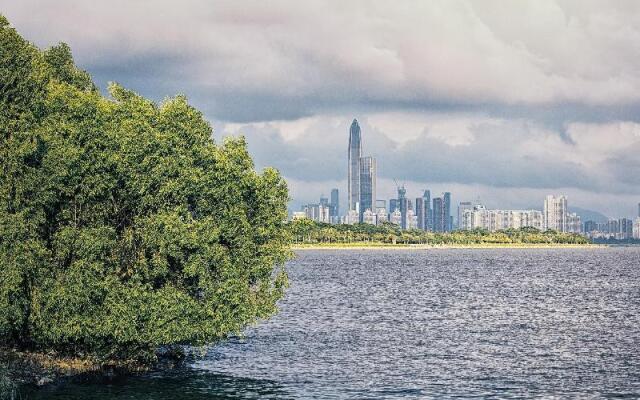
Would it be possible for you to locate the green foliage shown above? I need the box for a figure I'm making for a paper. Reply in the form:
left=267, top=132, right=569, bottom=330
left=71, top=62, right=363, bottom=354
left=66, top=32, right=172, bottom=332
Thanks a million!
left=288, top=220, right=590, bottom=246
left=0, top=16, right=290, bottom=363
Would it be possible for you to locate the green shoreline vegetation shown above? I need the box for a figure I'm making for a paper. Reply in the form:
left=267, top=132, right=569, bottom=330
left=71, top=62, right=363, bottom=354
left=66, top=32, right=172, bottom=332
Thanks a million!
left=287, top=220, right=591, bottom=247
left=0, top=15, right=291, bottom=389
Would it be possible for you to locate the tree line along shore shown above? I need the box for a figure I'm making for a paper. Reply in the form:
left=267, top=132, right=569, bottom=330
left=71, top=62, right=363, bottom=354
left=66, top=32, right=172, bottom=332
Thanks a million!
left=287, top=219, right=591, bottom=247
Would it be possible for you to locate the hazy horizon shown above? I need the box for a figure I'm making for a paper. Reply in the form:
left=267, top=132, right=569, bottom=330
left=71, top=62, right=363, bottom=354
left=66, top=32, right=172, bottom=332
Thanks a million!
left=3, top=1, right=640, bottom=218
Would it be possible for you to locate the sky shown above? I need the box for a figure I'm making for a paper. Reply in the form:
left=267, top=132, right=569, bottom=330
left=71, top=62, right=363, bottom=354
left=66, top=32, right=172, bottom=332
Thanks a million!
left=3, top=0, right=640, bottom=218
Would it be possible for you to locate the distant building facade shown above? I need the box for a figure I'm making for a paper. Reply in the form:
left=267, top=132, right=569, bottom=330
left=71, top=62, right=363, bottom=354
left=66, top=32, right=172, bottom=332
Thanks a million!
left=303, top=203, right=330, bottom=223
left=330, top=188, right=339, bottom=222
left=544, top=195, right=568, bottom=232
left=398, top=186, right=408, bottom=230
left=432, top=193, right=452, bottom=232
left=359, top=156, right=377, bottom=222
left=457, top=201, right=473, bottom=230
left=460, top=204, right=543, bottom=231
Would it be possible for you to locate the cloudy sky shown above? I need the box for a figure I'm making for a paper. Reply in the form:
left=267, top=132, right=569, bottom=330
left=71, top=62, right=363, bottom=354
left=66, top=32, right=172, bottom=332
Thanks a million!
left=3, top=0, right=640, bottom=218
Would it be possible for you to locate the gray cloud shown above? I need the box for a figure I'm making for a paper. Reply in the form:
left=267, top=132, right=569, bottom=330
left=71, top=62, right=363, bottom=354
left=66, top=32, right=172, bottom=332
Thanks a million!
left=2, top=0, right=640, bottom=216
left=4, top=1, right=640, bottom=122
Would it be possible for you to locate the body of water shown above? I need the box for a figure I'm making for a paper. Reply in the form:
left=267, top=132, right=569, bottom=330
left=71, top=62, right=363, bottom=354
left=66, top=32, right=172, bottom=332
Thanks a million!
left=25, top=248, right=640, bottom=399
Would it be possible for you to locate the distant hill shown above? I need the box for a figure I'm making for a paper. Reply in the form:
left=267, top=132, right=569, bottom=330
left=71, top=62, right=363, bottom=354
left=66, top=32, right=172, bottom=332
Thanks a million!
left=569, top=207, right=609, bottom=223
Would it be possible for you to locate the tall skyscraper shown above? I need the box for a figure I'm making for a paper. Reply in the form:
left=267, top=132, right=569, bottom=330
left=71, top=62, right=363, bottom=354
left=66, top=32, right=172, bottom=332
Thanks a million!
left=359, top=156, right=376, bottom=222
left=544, top=195, right=568, bottom=232
left=347, top=119, right=362, bottom=213
left=389, top=199, right=398, bottom=213
left=423, top=190, right=431, bottom=231
left=443, top=192, right=452, bottom=232
left=330, top=188, right=339, bottom=218
left=398, top=186, right=408, bottom=230
left=415, top=197, right=424, bottom=230
left=432, top=193, right=452, bottom=232
left=433, top=197, right=445, bottom=232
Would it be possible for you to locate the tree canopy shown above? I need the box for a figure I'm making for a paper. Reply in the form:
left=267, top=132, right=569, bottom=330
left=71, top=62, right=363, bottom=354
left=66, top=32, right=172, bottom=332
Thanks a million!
left=0, top=15, right=290, bottom=363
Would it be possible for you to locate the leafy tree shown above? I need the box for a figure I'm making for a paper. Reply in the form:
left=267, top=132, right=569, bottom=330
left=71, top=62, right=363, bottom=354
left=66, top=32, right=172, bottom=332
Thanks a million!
left=0, top=16, right=290, bottom=363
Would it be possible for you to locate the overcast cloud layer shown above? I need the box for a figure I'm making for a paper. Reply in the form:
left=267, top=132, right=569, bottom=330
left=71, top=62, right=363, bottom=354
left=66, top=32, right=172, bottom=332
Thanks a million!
left=3, top=0, right=640, bottom=217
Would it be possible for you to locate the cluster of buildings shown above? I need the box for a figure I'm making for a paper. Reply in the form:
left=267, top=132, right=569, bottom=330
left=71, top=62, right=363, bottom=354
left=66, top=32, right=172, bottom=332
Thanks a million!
left=459, top=196, right=581, bottom=233
left=583, top=209, right=640, bottom=240
left=293, top=119, right=640, bottom=240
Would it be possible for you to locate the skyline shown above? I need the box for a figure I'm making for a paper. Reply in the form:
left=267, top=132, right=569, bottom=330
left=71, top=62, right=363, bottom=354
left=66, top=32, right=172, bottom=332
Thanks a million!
left=4, top=1, right=640, bottom=217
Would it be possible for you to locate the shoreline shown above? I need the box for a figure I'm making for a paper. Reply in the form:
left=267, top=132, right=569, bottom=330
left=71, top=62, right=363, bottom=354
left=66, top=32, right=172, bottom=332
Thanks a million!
left=292, top=243, right=605, bottom=250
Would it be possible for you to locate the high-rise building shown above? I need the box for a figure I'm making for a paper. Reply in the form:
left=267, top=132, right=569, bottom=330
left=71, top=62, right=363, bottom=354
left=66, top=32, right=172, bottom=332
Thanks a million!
left=415, top=197, right=424, bottom=230
left=544, top=195, right=568, bottom=232
left=433, top=197, right=445, bottom=232
left=443, top=192, right=452, bottom=232
left=347, top=119, right=362, bottom=213
left=407, top=209, right=418, bottom=230
left=330, top=188, right=339, bottom=219
left=362, top=209, right=377, bottom=225
left=619, top=218, right=633, bottom=239
left=398, top=186, right=408, bottom=230
left=319, top=196, right=329, bottom=207
left=457, top=201, right=473, bottom=230
left=423, top=190, right=431, bottom=231
left=390, top=209, right=402, bottom=226
left=638, top=202, right=640, bottom=218
left=460, top=204, right=544, bottom=231
left=634, top=218, right=640, bottom=239
left=567, top=213, right=582, bottom=234
left=389, top=199, right=398, bottom=213
left=432, top=193, right=452, bottom=232
left=303, top=203, right=330, bottom=223
left=375, top=200, right=387, bottom=223
left=359, top=156, right=376, bottom=222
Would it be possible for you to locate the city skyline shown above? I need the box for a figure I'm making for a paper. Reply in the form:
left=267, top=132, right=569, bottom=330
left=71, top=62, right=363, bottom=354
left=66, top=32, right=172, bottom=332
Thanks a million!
left=294, top=119, right=639, bottom=240
left=4, top=2, right=640, bottom=218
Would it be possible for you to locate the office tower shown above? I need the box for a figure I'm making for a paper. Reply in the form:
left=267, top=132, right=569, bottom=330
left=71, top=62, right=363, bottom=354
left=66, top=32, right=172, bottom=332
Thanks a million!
left=443, top=192, right=452, bottom=232
left=634, top=218, right=640, bottom=239
left=415, top=197, right=424, bottom=230
left=319, top=196, right=329, bottom=207
left=543, top=195, right=568, bottom=232
left=619, top=218, right=633, bottom=239
left=348, top=119, right=362, bottom=213
left=567, top=213, right=582, bottom=234
left=359, top=156, right=376, bottom=222
left=389, top=199, right=398, bottom=213
left=457, top=201, right=473, bottom=230
left=433, top=197, right=445, bottom=232
left=330, top=188, right=339, bottom=220
left=431, top=193, right=452, bottom=232
left=398, top=186, right=408, bottom=230
left=423, top=190, right=431, bottom=231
